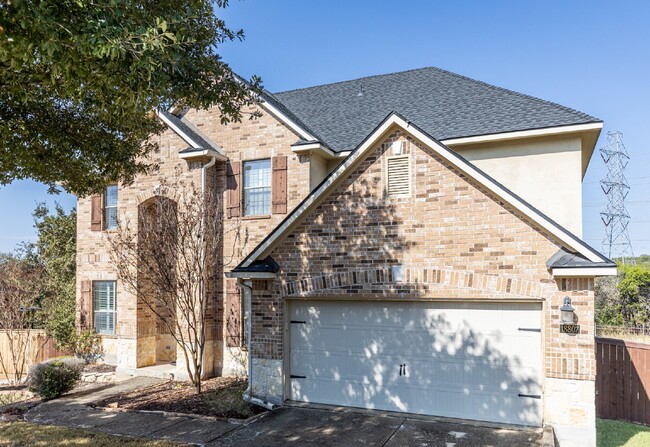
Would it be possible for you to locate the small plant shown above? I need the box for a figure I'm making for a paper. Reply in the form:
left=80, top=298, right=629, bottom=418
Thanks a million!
left=28, top=360, right=81, bottom=400
left=73, top=330, right=104, bottom=364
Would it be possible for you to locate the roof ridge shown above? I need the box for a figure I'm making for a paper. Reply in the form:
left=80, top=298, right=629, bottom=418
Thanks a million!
left=419, top=66, right=599, bottom=123
left=274, top=66, right=435, bottom=96
left=274, top=66, right=600, bottom=123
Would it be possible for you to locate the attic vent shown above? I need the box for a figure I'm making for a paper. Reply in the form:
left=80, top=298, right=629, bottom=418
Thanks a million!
left=387, top=155, right=410, bottom=197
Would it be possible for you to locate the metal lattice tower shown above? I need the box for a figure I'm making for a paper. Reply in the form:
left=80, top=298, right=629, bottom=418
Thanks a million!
left=600, top=131, right=635, bottom=263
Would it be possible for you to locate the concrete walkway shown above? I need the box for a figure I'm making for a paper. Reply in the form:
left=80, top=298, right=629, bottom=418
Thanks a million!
left=24, top=378, right=550, bottom=446
left=24, top=377, right=242, bottom=445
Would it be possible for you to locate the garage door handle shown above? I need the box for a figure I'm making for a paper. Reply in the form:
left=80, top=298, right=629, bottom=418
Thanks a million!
left=290, top=320, right=306, bottom=324
left=517, top=327, right=541, bottom=332
left=517, top=393, right=541, bottom=399
left=290, top=375, right=306, bottom=379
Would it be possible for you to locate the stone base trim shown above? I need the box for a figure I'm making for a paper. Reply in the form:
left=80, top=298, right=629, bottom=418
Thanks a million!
left=251, top=358, right=283, bottom=405
left=545, top=377, right=595, bottom=447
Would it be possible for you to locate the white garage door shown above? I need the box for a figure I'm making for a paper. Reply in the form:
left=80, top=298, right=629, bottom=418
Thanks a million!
left=289, top=300, right=542, bottom=426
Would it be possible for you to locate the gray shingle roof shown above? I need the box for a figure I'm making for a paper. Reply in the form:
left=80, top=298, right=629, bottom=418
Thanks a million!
left=273, top=67, right=601, bottom=152
left=159, top=110, right=216, bottom=150
left=547, top=248, right=616, bottom=269
left=231, top=256, right=280, bottom=274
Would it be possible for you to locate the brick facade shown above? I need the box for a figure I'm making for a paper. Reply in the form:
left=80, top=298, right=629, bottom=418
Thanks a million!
left=76, top=105, right=311, bottom=374
left=246, top=129, right=597, bottom=444
left=77, top=108, right=599, bottom=445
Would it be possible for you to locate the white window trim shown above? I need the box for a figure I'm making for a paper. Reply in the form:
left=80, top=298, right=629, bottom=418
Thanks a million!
left=243, top=159, right=272, bottom=217
left=93, top=280, right=116, bottom=335
left=103, top=185, right=118, bottom=230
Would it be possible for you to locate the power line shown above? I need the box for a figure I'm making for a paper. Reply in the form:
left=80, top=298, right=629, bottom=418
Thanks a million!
left=600, top=131, right=635, bottom=263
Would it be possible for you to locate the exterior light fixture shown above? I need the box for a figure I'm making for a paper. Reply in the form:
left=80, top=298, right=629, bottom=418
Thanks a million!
left=560, top=296, right=575, bottom=324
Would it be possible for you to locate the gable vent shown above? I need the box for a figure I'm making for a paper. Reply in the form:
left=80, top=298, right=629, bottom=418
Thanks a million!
left=387, top=155, right=410, bottom=197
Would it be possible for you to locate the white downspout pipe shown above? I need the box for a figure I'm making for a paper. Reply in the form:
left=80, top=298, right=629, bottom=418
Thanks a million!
left=237, top=278, right=276, bottom=411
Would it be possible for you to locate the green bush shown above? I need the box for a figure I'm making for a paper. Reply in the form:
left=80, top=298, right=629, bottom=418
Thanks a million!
left=28, top=360, right=82, bottom=400
left=73, top=330, right=104, bottom=364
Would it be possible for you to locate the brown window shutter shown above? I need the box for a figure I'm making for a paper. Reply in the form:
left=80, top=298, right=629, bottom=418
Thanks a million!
left=225, top=279, right=241, bottom=347
left=226, top=161, right=241, bottom=218
left=90, top=195, right=102, bottom=231
left=272, top=156, right=287, bottom=214
left=80, top=280, right=93, bottom=329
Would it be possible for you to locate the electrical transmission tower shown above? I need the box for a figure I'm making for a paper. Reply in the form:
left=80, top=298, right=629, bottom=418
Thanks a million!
left=600, top=131, right=635, bottom=263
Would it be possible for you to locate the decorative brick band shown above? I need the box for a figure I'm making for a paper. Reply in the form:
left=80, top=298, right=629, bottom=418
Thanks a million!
left=281, top=267, right=554, bottom=298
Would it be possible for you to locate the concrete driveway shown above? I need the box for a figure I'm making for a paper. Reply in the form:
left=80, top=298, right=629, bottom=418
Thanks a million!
left=208, top=406, right=546, bottom=447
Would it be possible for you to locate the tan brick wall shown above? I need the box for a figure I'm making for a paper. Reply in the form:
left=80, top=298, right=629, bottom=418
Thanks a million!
left=76, top=105, right=312, bottom=373
left=257, top=129, right=596, bottom=382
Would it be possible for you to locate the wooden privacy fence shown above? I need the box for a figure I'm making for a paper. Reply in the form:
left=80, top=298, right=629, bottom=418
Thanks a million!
left=0, top=330, right=68, bottom=380
left=596, top=337, right=650, bottom=425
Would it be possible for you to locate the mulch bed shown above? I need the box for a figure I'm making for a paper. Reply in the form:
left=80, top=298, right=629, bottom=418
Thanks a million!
left=92, top=377, right=266, bottom=420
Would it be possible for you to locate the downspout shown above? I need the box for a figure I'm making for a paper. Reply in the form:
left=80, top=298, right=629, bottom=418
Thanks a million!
left=237, top=278, right=277, bottom=411
left=200, top=155, right=216, bottom=379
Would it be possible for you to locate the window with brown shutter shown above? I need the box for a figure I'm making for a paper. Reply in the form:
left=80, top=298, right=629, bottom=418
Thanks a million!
left=226, top=161, right=241, bottom=218
left=272, top=155, right=287, bottom=214
left=90, top=195, right=102, bottom=231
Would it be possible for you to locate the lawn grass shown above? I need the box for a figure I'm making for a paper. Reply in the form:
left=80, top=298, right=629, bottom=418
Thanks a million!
left=0, top=421, right=187, bottom=447
left=597, top=418, right=650, bottom=447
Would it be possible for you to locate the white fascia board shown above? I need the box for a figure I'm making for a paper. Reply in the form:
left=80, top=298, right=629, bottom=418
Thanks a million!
left=156, top=110, right=201, bottom=149
left=551, top=267, right=618, bottom=277
left=179, top=149, right=227, bottom=162
left=225, top=271, right=277, bottom=279
left=440, top=122, right=604, bottom=147
left=241, top=113, right=606, bottom=268
left=291, top=142, right=339, bottom=160
left=258, top=101, right=316, bottom=141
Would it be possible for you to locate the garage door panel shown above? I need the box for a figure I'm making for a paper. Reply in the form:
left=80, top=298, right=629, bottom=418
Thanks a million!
left=290, top=300, right=542, bottom=426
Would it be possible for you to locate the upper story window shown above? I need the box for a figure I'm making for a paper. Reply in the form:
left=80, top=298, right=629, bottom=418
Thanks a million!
left=93, top=281, right=116, bottom=335
left=104, top=185, right=118, bottom=230
left=243, top=159, right=271, bottom=216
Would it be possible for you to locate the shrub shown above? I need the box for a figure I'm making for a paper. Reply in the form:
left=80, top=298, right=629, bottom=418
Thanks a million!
left=73, top=330, right=104, bottom=364
left=28, top=360, right=81, bottom=400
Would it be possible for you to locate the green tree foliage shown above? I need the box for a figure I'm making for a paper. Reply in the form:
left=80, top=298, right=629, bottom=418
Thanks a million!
left=31, top=204, right=77, bottom=350
left=595, top=275, right=624, bottom=326
left=617, top=264, right=650, bottom=326
left=0, top=0, right=260, bottom=196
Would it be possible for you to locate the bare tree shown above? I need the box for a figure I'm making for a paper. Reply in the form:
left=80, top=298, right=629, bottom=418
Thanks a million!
left=109, top=171, right=238, bottom=393
left=0, top=256, right=45, bottom=383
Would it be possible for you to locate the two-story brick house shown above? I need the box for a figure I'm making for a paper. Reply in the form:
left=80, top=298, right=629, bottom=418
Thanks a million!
left=76, top=67, right=615, bottom=446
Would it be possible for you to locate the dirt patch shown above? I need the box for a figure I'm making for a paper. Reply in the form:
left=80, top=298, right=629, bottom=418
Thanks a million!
left=0, top=386, right=39, bottom=417
left=93, top=377, right=265, bottom=419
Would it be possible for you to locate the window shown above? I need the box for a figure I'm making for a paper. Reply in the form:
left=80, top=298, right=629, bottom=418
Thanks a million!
left=243, top=159, right=271, bottom=216
left=93, top=281, right=116, bottom=335
left=104, top=185, right=118, bottom=230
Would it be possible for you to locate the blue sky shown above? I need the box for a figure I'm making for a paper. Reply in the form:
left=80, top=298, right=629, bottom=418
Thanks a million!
left=1, top=0, right=649, bottom=255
